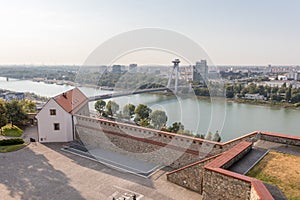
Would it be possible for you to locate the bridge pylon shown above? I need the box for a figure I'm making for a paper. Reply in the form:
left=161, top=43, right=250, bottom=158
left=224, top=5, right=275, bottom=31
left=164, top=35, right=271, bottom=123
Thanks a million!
left=167, top=59, right=180, bottom=93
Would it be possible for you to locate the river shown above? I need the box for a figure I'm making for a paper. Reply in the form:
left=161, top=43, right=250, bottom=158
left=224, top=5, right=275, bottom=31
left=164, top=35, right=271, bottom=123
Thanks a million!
left=1, top=77, right=299, bottom=141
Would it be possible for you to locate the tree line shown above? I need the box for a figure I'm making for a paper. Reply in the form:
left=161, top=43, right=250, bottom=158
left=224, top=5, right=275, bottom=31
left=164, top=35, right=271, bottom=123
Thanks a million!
left=94, top=100, right=221, bottom=142
left=193, top=82, right=300, bottom=105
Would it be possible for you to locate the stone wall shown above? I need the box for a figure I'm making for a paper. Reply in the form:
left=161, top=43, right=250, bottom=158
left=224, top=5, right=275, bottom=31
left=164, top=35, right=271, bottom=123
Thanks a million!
left=166, top=155, right=220, bottom=193
left=260, top=132, right=300, bottom=146
left=75, top=115, right=224, bottom=168
left=202, top=169, right=252, bottom=200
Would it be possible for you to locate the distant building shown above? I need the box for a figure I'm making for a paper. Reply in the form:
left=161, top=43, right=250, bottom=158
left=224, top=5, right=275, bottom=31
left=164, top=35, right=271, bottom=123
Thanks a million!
left=278, top=75, right=287, bottom=81
left=129, top=64, right=137, bottom=71
left=244, top=93, right=265, bottom=100
left=0, top=92, right=25, bottom=101
left=112, top=65, right=122, bottom=73
left=294, top=72, right=300, bottom=81
left=192, top=60, right=208, bottom=84
left=36, top=88, right=89, bottom=143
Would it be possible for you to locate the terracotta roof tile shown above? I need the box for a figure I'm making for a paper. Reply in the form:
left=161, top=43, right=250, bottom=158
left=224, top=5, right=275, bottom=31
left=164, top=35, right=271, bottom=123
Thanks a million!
left=53, top=88, right=88, bottom=114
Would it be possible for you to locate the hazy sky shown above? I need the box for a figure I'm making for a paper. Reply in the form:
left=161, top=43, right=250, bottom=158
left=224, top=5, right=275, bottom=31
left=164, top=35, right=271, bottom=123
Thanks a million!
left=0, top=0, right=299, bottom=65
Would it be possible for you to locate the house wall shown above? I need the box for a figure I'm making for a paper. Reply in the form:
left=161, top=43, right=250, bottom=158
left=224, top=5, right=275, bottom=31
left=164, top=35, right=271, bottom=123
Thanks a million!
left=36, top=99, right=73, bottom=143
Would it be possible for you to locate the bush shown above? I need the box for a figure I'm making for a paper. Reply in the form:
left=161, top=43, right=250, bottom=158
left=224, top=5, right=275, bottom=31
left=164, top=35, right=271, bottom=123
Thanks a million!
left=1, top=124, right=23, bottom=137
left=0, top=138, right=24, bottom=146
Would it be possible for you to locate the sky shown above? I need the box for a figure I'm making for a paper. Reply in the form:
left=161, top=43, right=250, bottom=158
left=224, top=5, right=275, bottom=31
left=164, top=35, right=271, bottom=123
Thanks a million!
left=0, top=0, right=299, bottom=66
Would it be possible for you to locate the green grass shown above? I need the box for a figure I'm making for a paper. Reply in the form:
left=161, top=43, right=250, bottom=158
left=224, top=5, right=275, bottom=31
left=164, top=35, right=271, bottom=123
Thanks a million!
left=1, top=124, right=23, bottom=137
left=0, top=143, right=27, bottom=153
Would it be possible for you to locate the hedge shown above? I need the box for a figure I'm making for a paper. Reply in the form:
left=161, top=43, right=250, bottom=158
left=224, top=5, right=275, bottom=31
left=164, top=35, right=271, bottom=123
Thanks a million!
left=0, top=138, right=25, bottom=146
left=1, top=124, right=23, bottom=137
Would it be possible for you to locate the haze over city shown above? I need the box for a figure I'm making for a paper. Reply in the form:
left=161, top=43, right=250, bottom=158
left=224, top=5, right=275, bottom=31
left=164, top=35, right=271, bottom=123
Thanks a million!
left=1, top=0, right=300, bottom=66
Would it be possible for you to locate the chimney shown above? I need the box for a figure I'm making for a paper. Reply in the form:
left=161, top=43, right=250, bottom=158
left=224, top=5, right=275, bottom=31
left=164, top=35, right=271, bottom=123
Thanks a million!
left=62, top=93, right=67, bottom=98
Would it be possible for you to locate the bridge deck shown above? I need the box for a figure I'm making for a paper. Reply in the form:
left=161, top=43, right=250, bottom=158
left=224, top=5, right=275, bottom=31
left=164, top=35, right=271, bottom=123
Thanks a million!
left=88, top=87, right=172, bottom=101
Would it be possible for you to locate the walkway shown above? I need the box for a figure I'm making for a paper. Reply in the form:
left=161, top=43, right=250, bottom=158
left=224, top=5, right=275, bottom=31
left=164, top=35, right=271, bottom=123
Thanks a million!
left=63, top=144, right=162, bottom=178
left=254, top=140, right=300, bottom=156
left=0, top=142, right=202, bottom=200
left=227, top=147, right=268, bottom=174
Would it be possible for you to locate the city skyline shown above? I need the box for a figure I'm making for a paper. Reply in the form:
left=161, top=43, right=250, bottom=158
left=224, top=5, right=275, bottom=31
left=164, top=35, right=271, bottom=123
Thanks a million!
left=0, top=0, right=300, bottom=65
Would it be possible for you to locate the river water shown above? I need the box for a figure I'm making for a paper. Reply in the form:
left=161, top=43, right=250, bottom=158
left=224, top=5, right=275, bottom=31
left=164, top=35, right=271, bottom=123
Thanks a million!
left=1, top=77, right=299, bottom=141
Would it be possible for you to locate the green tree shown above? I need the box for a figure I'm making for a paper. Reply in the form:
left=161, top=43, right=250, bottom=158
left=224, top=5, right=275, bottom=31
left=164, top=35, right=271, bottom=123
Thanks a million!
left=5, top=100, right=27, bottom=125
left=139, top=118, right=150, bottom=127
left=134, top=104, right=152, bottom=122
left=213, top=131, right=221, bottom=142
left=0, top=100, right=7, bottom=127
left=94, top=100, right=106, bottom=115
left=285, top=85, right=292, bottom=102
left=122, top=104, right=135, bottom=119
left=150, top=110, right=168, bottom=129
left=21, top=100, right=36, bottom=113
left=225, top=85, right=234, bottom=98
left=167, top=122, right=184, bottom=133
left=106, top=100, right=119, bottom=116
left=206, top=131, right=212, bottom=140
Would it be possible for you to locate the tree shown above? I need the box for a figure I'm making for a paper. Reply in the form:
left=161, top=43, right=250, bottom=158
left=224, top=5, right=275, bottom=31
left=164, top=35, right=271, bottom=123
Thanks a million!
left=94, top=100, right=106, bottom=115
left=168, top=122, right=184, bottom=133
left=106, top=100, right=119, bottom=116
left=205, top=131, right=212, bottom=140
left=213, top=131, right=221, bottom=142
left=122, top=104, right=135, bottom=119
left=139, top=118, right=150, bottom=127
left=0, top=100, right=7, bottom=127
left=150, top=110, right=168, bottom=129
left=5, top=100, right=27, bottom=125
left=21, top=100, right=36, bottom=113
left=285, top=85, right=292, bottom=102
left=134, top=104, right=152, bottom=122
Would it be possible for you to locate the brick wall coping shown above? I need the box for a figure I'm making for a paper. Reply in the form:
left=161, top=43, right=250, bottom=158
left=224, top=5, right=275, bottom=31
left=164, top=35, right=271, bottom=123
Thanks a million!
left=166, top=154, right=221, bottom=175
left=75, top=115, right=300, bottom=152
left=204, top=141, right=274, bottom=200
left=221, top=131, right=258, bottom=146
left=205, top=141, right=252, bottom=169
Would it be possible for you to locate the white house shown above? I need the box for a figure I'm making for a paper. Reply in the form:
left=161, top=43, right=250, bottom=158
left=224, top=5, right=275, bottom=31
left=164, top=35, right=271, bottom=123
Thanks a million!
left=36, top=88, right=89, bottom=143
left=244, top=93, right=265, bottom=100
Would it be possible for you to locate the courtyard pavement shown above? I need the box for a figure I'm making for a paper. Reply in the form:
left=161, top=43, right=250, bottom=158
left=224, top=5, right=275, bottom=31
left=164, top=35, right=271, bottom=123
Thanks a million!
left=0, top=126, right=202, bottom=200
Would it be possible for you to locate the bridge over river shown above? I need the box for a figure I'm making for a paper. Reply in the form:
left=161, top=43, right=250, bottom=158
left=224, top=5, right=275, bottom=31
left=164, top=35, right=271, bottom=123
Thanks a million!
left=88, top=87, right=175, bottom=102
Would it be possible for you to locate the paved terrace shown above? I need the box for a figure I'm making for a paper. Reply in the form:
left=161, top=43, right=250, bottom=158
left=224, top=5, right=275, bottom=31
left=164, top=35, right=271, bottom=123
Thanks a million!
left=0, top=127, right=201, bottom=200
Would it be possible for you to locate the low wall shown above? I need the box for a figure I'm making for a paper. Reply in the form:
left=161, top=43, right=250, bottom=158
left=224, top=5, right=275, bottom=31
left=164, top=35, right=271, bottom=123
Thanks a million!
left=260, top=131, right=300, bottom=146
left=166, top=155, right=220, bottom=193
left=202, top=169, right=252, bottom=200
left=75, top=115, right=223, bottom=168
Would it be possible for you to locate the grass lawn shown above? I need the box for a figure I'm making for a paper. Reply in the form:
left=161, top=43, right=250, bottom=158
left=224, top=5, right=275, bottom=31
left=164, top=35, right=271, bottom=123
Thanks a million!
left=0, top=143, right=28, bottom=153
left=1, top=124, right=23, bottom=137
left=247, top=151, right=300, bottom=200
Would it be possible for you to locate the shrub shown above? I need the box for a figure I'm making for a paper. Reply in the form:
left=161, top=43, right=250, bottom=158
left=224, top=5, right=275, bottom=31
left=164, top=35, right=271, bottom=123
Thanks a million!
left=0, top=138, right=24, bottom=146
left=1, top=124, right=23, bottom=137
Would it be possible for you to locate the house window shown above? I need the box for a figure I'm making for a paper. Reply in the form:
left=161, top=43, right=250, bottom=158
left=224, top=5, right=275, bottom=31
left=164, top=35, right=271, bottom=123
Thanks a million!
left=50, top=109, right=56, bottom=115
left=54, top=123, right=60, bottom=131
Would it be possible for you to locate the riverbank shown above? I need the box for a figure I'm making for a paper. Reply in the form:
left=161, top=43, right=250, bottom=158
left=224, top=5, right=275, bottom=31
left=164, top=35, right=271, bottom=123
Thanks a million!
left=150, top=91, right=300, bottom=110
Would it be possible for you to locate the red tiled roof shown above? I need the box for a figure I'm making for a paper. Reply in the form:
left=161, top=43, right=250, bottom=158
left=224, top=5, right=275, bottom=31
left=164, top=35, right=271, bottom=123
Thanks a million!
left=53, top=88, right=88, bottom=114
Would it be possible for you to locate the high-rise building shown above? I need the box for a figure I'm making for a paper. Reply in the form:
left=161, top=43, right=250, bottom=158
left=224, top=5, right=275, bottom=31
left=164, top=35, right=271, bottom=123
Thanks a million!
left=111, top=65, right=122, bottom=73
left=192, top=60, right=208, bottom=84
left=129, top=64, right=137, bottom=71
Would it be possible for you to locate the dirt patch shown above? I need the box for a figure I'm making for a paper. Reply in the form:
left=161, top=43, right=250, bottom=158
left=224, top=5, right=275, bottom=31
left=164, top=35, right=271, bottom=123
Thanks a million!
left=247, top=151, right=300, bottom=200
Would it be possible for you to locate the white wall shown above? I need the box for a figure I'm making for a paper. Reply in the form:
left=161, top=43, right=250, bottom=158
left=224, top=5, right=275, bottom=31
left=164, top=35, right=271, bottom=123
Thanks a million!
left=36, top=99, right=73, bottom=143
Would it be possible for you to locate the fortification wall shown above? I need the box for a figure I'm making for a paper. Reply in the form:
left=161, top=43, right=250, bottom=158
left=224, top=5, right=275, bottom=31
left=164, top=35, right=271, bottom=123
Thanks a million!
left=166, top=155, right=220, bottom=193
left=75, top=115, right=224, bottom=168
left=260, top=132, right=300, bottom=146
left=202, top=169, right=252, bottom=200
